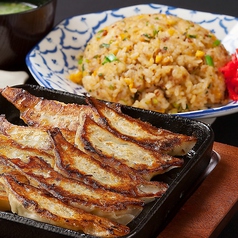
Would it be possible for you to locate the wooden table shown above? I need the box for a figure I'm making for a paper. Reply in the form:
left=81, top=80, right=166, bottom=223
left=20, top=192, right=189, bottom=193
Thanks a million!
left=158, top=142, right=238, bottom=238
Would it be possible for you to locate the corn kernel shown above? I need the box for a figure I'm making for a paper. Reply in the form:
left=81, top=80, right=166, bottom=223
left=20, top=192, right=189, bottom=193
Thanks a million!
left=195, top=50, right=205, bottom=58
left=69, top=71, right=82, bottom=84
left=120, top=33, right=128, bottom=40
left=168, top=28, right=175, bottom=36
left=124, top=78, right=132, bottom=85
left=167, top=19, right=176, bottom=26
left=112, top=48, right=119, bottom=55
left=155, top=54, right=162, bottom=63
left=124, top=77, right=132, bottom=87
left=152, top=98, right=158, bottom=105
left=92, top=70, right=97, bottom=76
left=149, top=57, right=154, bottom=64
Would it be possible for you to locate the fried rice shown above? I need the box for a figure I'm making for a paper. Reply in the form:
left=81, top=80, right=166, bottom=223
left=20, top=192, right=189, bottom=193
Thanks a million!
left=69, top=13, right=230, bottom=113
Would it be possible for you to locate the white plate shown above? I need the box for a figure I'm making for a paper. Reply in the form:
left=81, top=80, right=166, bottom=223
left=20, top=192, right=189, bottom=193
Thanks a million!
left=26, top=3, right=238, bottom=124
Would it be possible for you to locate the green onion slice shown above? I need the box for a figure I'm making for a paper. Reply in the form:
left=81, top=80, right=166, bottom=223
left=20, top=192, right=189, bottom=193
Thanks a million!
left=213, top=39, right=221, bottom=46
left=188, top=34, right=197, bottom=38
left=102, top=53, right=119, bottom=65
left=205, top=55, right=214, bottom=66
left=143, top=33, right=153, bottom=39
left=99, top=43, right=110, bottom=48
left=78, top=56, right=83, bottom=64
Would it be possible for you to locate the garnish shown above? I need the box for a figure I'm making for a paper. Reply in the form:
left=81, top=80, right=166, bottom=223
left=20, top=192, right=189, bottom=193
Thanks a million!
left=220, top=49, right=238, bottom=100
left=102, top=53, right=119, bottom=65
left=142, top=33, right=153, bottom=39
left=99, top=43, right=110, bottom=48
left=188, top=34, right=197, bottom=38
left=109, top=84, right=115, bottom=90
left=78, top=56, right=83, bottom=65
left=96, top=29, right=108, bottom=39
left=98, top=73, right=104, bottom=78
left=213, top=39, right=221, bottom=47
left=205, top=55, right=214, bottom=66
left=153, top=29, right=159, bottom=36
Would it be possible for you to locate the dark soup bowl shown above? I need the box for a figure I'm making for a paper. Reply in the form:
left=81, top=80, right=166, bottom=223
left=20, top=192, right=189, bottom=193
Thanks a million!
left=0, top=0, right=57, bottom=70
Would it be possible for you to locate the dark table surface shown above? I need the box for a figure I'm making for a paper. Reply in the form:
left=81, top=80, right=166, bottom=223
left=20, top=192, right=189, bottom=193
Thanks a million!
left=26, top=0, right=238, bottom=237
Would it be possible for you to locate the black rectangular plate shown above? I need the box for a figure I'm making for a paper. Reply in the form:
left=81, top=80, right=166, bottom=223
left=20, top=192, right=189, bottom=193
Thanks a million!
left=0, top=84, right=214, bottom=238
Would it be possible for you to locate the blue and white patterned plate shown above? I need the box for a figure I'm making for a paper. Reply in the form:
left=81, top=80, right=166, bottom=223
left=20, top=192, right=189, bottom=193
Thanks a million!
left=26, top=3, right=238, bottom=124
